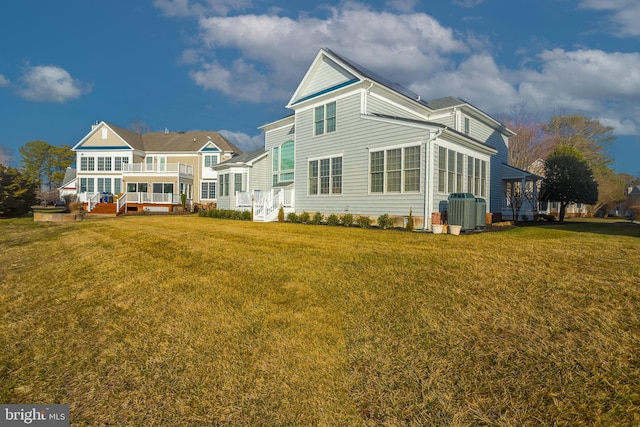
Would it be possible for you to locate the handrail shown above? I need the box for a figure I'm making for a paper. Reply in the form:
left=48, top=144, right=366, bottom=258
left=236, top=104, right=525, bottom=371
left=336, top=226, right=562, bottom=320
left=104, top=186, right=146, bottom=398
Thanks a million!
left=116, top=192, right=128, bottom=214
left=122, top=163, right=194, bottom=175
left=87, top=193, right=100, bottom=212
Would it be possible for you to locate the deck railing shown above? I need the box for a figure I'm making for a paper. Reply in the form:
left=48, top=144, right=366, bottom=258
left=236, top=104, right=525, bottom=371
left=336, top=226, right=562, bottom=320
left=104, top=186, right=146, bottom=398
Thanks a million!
left=123, top=163, right=193, bottom=176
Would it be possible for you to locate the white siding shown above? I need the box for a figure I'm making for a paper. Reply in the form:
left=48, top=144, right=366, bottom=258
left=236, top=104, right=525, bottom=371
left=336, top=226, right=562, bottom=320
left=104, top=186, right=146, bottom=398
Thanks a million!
left=296, top=58, right=357, bottom=102
left=294, top=93, right=428, bottom=219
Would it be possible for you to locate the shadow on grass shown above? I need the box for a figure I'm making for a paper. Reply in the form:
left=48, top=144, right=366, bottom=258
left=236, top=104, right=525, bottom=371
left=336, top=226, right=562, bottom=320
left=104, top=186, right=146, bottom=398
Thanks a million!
left=533, top=218, right=640, bottom=237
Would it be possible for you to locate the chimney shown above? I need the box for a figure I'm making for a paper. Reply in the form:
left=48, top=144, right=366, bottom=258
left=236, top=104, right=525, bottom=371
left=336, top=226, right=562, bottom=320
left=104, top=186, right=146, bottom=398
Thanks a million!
left=91, top=120, right=99, bottom=131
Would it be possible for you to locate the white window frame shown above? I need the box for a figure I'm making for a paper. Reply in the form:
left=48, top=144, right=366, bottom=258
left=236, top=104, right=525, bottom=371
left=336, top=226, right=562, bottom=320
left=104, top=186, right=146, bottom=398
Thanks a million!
left=369, top=144, right=421, bottom=194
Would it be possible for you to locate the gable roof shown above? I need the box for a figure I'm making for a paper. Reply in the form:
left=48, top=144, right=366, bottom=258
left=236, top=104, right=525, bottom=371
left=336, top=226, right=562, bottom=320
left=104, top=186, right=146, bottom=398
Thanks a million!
left=288, top=48, right=515, bottom=137
left=61, top=167, right=77, bottom=187
left=142, top=131, right=240, bottom=153
left=215, top=148, right=267, bottom=168
left=73, top=121, right=241, bottom=154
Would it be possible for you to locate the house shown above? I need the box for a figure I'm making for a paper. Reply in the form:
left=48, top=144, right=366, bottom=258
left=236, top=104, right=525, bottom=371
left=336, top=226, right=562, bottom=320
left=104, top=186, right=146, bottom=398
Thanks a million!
left=215, top=48, right=518, bottom=227
left=58, top=167, right=77, bottom=200
left=72, top=121, right=240, bottom=213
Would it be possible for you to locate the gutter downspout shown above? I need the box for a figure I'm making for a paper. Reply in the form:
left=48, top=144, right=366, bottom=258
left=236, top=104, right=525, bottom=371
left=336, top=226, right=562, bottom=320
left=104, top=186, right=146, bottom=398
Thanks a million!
left=423, top=128, right=444, bottom=230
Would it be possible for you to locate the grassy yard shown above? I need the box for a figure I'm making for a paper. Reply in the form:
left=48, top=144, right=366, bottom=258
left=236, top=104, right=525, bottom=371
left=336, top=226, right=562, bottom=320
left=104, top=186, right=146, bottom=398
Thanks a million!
left=0, top=216, right=638, bottom=426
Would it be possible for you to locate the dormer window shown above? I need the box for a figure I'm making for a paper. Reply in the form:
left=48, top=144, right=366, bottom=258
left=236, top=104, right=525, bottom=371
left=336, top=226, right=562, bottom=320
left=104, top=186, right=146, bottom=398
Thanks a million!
left=464, top=117, right=470, bottom=135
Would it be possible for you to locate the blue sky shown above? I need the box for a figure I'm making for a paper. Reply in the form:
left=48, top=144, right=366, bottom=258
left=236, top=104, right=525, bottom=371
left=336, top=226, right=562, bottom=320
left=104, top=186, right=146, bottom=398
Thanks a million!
left=1, top=0, right=638, bottom=176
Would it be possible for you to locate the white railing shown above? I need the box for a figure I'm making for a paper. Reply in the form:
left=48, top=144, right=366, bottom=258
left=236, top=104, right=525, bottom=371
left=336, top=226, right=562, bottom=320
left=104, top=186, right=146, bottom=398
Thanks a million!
left=120, top=192, right=179, bottom=204
left=251, top=189, right=294, bottom=222
left=123, top=163, right=194, bottom=176
left=87, top=192, right=100, bottom=212
left=116, top=192, right=128, bottom=213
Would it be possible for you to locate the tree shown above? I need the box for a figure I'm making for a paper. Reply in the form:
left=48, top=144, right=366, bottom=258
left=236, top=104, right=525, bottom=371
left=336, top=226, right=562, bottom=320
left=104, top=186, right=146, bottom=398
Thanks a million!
left=499, top=104, right=550, bottom=171
left=541, top=146, right=598, bottom=222
left=0, top=144, right=11, bottom=166
left=0, top=164, right=38, bottom=217
left=542, top=115, right=614, bottom=173
left=19, top=141, right=74, bottom=190
left=20, top=140, right=50, bottom=187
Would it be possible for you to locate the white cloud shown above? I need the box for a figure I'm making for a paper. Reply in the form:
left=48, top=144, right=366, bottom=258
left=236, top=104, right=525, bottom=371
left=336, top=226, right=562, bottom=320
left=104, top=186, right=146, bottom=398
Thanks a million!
left=0, top=74, right=9, bottom=87
left=579, top=0, right=640, bottom=37
left=18, top=65, right=91, bottom=103
left=517, top=49, right=640, bottom=113
left=155, top=1, right=640, bottom=137
left=218, top=129, right=264, bottom=151
left=188, top=3, right=467, bottom=103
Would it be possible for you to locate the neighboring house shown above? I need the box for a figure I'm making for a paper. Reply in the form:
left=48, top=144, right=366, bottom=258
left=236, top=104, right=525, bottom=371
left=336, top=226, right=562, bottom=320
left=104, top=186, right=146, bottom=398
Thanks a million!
left=58, top=167, right=77, bottom=200
left=72, top=122, right=240, bottom=213
left=216, top=48, right=516, bottom=227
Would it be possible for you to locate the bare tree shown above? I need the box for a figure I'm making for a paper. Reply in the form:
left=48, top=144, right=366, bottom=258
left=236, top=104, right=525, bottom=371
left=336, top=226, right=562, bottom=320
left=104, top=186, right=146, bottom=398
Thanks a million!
left=498, top=104, right=549, bottom=171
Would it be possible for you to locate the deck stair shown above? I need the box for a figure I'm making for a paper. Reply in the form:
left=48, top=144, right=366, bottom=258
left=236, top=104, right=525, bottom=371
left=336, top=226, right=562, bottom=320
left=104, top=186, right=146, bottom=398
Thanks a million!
left=88, top=203, right=118, bottom=215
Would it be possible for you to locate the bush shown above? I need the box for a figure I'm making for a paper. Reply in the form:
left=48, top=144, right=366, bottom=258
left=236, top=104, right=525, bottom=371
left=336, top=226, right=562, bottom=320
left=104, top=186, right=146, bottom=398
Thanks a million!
left=298, top=211, right=311, bottom=224
left=377, top=213, right=393, bottom=229
left=341, top=213, right=354, bottom=227
left=241, top=210, right=252, bottom=221
left=406, top=209, right=415, bottom=232
left=356, top=215, right=372, bottom=228
left=326, top=214, right=340, bottom=226
left=278, top=206, right=285, bottom=223
left=537, top=213, right=556, bottom=222
left=200, top=208, right=251, bottom=221
left=311, top=212, right=324, bottom=225
left=286, top=212, right=298, bottom=223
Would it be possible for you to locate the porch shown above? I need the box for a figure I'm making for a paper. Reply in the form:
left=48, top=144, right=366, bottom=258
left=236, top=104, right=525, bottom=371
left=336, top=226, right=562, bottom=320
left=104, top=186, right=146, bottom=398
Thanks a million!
left=80, top=192, right=191, bottom=214
left=236, top=188, right=295, bottom=222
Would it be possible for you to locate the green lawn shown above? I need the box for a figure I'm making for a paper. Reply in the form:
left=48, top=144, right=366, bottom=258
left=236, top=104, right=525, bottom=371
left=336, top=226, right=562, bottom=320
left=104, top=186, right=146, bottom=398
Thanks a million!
left=1, top=216, right=638, bottom=426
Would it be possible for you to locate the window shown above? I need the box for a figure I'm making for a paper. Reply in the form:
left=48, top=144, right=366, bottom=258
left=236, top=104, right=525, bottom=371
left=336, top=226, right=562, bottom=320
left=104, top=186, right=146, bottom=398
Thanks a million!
left=234, top=173, right=244, bottom=193
left=308, top=160, right=319, bottom=195
left=114, top=178, right=121, bottom=194
left=480, top=160, right=487, bottom=197
left=467, top=156, right=474, bottom=194
left=309, top=156, right=342, bottom=195
left=114, top=157, right=128, bottom=171
left=320, top=159, right=330, bottom=194
left=273, top=141, right=295, bottom=185
left=475, top=158, right=481, bottom=197
left=438, top=147, right=447, bottom=193
left=404, top=146, right=421, bottom=192
left=464, top=117, right=470, bottom=135
left=219, top=174, right=229, bottom=197
left=456, top=153, right=464, bottom=192
left=153, top=183, right=174, bottom=194
left=97, top=178, right=106, bottom=193
left=97, top=157, right=111, bottom=171
left=101, top=128, right=108, bottom=139
left=81, top=157, right=95, bottom=171
left=80, top=178, right=94, bottom=193
left=201, top=181, right=216, bottom=199
left=314, top=101, right=337, bottom=136
left=204, top=155, right=218, bottom=168
left=447, top=150, right=455, bottom=193
left=127, top=183, right=148, bottom=192
left=370, top=151, right=384, bottom=193
left=372, top=146, right=421, bottom=193
left=146, top=157, right=153, bottom=171
left=386, top=148, right=402, bottom=193
left=331, top=157, right=342, bottom=194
